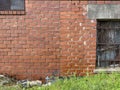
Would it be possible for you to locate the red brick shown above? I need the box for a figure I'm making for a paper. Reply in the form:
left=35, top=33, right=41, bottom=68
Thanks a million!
left=97, top=1, right=105, bottom=4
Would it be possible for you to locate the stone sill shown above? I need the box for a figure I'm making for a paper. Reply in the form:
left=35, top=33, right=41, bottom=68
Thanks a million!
left=94, top=67, right=120, bottom=74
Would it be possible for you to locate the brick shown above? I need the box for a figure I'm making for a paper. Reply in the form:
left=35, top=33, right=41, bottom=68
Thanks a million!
left=97, top=1, right=105, bottom=4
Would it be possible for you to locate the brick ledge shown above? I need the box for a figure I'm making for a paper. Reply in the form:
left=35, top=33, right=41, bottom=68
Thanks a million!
left=0, top=11, right=25, bottom=15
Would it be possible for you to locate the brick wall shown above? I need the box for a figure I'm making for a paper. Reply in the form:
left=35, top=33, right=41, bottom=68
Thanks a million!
left=60, top=1, right=96, bottom=76
left=0, top=0, right=119, bottom=80
left=0, top=1, right=60, bottom=80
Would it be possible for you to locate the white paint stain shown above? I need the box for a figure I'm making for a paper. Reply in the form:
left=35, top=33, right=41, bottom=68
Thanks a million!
left=83, top=27, right=85, bottom=30
left=84, top=41, right=86, bottom=45
left=79, top=23, right=82, bottom=26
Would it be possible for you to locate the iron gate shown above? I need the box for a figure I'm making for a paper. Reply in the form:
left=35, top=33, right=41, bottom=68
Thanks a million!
left=97, top=20, right=120, bottom=68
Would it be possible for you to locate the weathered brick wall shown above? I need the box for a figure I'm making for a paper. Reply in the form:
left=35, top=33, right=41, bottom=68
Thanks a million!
left=0, top=0, right=119, bottom=80
left=0, top=1, right=60, bottom=80
left=60, top=1, right=96, bottom=76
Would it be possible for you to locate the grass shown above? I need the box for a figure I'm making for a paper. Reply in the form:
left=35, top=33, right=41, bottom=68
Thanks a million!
left=1, top=72, right=120, bottom=90
left=37, top=72, right=120, bottom=90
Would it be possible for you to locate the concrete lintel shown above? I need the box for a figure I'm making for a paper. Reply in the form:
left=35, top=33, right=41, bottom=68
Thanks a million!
left=87, top=4, right=120, bottom=19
